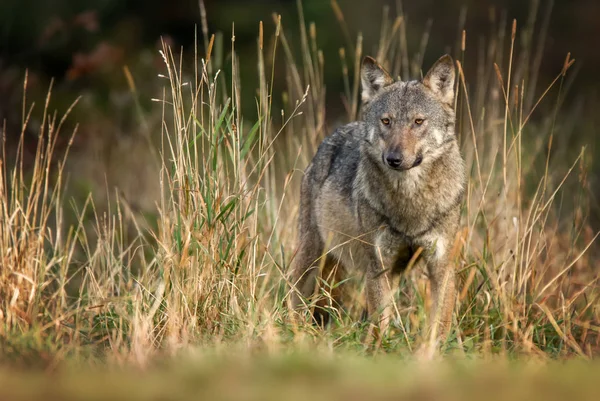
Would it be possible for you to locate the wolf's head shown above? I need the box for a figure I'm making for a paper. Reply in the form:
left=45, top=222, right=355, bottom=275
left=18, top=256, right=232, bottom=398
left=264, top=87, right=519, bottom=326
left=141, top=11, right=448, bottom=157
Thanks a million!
left=360, top=55, right=456, bottom=171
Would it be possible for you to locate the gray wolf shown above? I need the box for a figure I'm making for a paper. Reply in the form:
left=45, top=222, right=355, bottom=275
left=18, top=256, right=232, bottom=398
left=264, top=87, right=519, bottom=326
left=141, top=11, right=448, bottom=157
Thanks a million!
left=290, top=54, right=465, bottom=345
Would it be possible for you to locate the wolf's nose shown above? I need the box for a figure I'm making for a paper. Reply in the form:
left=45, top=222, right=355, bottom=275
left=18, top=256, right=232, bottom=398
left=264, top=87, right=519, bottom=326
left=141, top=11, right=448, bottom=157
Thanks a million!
left=385, top=153, right=402, bottom=169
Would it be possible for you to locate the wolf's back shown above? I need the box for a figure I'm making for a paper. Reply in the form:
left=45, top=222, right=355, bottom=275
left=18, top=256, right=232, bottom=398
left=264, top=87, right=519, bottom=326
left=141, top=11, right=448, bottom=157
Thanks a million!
left=302, top=121, right=368, bottom=196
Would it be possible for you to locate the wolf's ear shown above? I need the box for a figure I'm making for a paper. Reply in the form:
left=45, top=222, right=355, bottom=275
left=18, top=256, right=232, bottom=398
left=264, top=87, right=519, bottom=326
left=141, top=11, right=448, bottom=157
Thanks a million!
left=361, top=56, right=393, bottom=103
left=423, top=55, right=455, bottom=106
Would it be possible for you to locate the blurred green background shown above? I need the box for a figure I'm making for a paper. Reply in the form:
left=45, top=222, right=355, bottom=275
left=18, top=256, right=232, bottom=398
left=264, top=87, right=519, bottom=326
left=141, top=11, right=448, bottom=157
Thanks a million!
left=0, top=0, right=598, bottom=221
left=2, top=0, right=599, bottom=118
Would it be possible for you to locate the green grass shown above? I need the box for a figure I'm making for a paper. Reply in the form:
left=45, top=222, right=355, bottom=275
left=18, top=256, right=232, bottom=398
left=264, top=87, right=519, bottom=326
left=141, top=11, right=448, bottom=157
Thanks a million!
left=0, top=1, right=598, bottom=390
left=1, top=354, right=600, bottom=401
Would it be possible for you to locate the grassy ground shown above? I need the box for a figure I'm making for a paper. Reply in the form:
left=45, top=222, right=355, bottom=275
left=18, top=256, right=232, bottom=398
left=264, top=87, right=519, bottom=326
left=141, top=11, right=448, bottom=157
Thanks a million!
left=0, top=2, right=598, bottom=398
left=1, top=354, right=600, bottom=401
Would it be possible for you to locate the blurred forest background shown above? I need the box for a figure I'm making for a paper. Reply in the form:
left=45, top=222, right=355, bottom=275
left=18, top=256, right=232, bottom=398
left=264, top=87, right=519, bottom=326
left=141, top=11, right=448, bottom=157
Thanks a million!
left=0, top=0, right=598, bottom=224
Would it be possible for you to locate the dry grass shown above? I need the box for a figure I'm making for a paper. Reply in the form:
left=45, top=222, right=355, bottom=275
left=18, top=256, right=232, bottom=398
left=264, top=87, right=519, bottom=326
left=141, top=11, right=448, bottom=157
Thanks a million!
left=0, top=1, right=598, bottom=371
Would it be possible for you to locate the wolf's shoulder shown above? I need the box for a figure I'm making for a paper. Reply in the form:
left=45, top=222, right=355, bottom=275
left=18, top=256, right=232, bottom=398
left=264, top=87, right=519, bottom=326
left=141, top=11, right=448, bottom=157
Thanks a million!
left=314, top=121, right=368, bottom=162
left=322, top=121, right=369, bottom=147
left=304, top=121, right=368, bottom=186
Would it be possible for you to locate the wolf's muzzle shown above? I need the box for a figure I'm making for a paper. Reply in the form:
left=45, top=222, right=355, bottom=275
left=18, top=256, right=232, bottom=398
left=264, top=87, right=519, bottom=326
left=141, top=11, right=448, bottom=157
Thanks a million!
left=383, top=152, right=423, bottom=170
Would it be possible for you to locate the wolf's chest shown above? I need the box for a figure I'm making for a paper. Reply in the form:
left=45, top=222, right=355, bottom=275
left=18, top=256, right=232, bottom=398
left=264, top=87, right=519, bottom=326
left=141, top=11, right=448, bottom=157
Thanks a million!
left=373, top=227, right=419, bottom=273
left=315, top=181, right=419, bottom=273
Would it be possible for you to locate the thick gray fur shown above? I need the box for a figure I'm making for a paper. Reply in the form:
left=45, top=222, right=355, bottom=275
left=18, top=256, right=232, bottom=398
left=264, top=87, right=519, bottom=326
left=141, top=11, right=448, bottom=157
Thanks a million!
left=291, top=55, right=466, bottom=343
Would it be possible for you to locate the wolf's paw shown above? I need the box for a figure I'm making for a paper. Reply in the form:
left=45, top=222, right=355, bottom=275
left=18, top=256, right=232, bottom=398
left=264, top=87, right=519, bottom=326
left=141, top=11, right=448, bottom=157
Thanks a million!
left=414, top=342, right=439, bottom=362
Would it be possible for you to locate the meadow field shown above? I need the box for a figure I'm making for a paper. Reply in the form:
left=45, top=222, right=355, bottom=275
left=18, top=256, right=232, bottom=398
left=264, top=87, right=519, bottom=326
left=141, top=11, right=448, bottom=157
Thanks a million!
left=0, top=1, right=598, bottom=398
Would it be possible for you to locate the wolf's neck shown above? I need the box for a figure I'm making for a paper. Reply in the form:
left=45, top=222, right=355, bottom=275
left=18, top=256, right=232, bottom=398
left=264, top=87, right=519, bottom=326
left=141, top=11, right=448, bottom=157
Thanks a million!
left=358, top=140, right=464, bottom=232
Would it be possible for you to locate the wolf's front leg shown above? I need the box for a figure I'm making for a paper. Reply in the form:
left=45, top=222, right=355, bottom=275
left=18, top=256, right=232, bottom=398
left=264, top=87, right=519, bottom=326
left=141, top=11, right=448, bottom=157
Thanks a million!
left=424, top=252, right=456, bottom=346
left=365, top=253, right=396, bottom=344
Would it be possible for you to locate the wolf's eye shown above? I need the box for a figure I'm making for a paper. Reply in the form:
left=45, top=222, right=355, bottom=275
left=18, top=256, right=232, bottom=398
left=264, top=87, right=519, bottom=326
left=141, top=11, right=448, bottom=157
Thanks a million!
left=414, top=118, right=424, bottom=125
left=381, top=118, right=391, bottom=126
